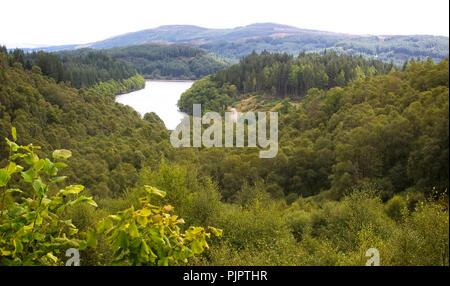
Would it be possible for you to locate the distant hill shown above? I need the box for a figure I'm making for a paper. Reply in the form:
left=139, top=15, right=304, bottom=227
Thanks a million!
left=21, top=23, right=449, bottom=65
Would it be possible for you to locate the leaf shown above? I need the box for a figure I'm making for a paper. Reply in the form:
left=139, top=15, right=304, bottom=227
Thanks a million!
left=13, top=239, right=23, bottom=255
left=52, top=149, right=72, bottom=161
left=46, top=252, right=58, bottom=264
left=6, top=162, right=18, bottom=175
left=163, top=205, right=174, bottom=212
left=35, top=214, right=43, bottom=226
left=144, top=186, right=166, bottom=198
left=33, top=159, right=45, bottom=172
left=53, top=162, right=67, bottom=168
left=5, top=138, right=19, bottom=152
left=208, top=226, right=223, bottom=237
left=23, top=154, right=34, bottom=165
left=68, top=227, right=78, bottom=236
left=44, top=159, right=57, bottom=176
left=11, top=153, right=25, bottom=160
left=51, top=176, right=67, bottom=183
left=21, top=168, right=35, bottom=183
left=67, top=196, right=97, bottom=207
left=40, top=198, right=51, bottom=206
left=140, top=240, right=150, bottom=255
left=86, top=229, right=98, bottom=248
left=190, top=240, right=204, bottom=255
left=0, top=249, right=12, bottom=256
left=128, top=222, right=140, bottom=238
left=59, top=185, right=84, bottom=196
left=11, top=127, right=17, bottom=141
left=157, top=257, right=169, bottom=266
left=32, top=179, right=46, bottom=197
left=0, top=169, right=10, bottom=187
left=136, top=208, right=152, bottom=217
left=136, top=215, right=148, bottom=226
left=96, top=218, right=114, bottom=234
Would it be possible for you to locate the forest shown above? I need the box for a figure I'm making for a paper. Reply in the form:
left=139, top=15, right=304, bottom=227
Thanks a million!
left=0, top=48, right=448, bottom=266
left=200, top=33, right=450, bottom=65
left=1, top=46, right=145, bottom=96
left=105, top=44, right=227, bottom=79
left=178, top=51, right=395, bottom=114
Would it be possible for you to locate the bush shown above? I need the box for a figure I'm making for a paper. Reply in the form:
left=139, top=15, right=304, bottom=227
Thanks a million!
left=385, top=195, right=407, bottom=221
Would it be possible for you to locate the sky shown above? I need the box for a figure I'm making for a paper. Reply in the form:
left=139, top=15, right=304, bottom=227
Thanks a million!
left=1, top=0, right=449, bottom=48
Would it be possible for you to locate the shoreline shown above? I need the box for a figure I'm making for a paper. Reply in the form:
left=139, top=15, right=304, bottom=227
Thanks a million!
left=144, top=79, right=197, bottom=83
left=114, top=79, right=196, bottom=96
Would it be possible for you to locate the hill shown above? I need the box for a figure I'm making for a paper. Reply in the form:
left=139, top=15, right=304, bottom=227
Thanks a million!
left=26, top=23, right=449, bottom=65
left=1, top=46, right=145, bottom=95
left=104, top=44, right=227, bottom=79
left=178, top=51, right=395, bottom=114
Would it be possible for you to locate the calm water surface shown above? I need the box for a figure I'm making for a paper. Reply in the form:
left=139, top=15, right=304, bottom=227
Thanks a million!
left=115, top=80, right=194, bottom=130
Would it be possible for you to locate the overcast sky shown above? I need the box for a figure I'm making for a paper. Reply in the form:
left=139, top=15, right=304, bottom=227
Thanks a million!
left=1, top=0, right=449, bottom=48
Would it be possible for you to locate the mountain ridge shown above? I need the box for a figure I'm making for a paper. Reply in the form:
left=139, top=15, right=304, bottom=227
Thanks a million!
left=13, top=23, right=449, bottom=65
left=23, top=22, right=446, bottom=51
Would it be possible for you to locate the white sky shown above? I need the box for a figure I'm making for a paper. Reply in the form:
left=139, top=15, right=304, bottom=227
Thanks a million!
left=1, top=0, right=449, bottom=48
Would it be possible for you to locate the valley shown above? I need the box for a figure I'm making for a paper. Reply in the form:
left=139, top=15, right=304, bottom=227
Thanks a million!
left=0, top=14, right=448, bottom=268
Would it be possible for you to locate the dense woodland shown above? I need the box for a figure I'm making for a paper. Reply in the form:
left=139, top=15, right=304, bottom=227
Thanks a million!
left=105, top=44, right=227, bottom=79
left=201, top=34, right=450, bottom=65
left=178, top=51, right=394, bottom=114
left=0, top=48, right=448, bottom=266
left=0, top=46, right=144, bottom=94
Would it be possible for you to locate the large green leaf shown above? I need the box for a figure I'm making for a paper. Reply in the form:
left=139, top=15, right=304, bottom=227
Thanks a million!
left=0, top=169, right=10, bottom=187
left=5, top=138, right=19, bottom=152
left=52, top=149, right=72, bottom=161
left=67, top=196, right=97, bottom=207
left=32, top=179, right=46, bottom=197
left=59, top=185, right=84, bottom=196
left=21, top=169, right=35, bottom=183
left=144, top=186, right=166, bottom=198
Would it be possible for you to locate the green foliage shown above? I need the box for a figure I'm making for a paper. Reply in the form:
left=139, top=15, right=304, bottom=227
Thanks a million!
left=0, top=47, right=448, bottom=266
left=388, top=194, right=449, bottom=265
left=7, top=48, right=139, bottom=90
left=106, top=44, right=227, bottom=80
left=0, top=129, right=222, bottom=266
left=91, top=74, right=145, bottom=97
left=385, top=195, right=407, bottom=221
left=0, top=129, right=93, bottom=265
left=178, top=51, right=394, bottom=114
left=93, top=185, right=222, bottom=266
left=0, top=54, right=168, bottom=198
left=200, top=57, right=449, bottom=199
left=178, top=76, right=235, bottom=114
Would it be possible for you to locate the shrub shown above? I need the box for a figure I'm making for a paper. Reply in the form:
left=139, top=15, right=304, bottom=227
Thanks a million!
left=385, top=195, right=407, bottom=221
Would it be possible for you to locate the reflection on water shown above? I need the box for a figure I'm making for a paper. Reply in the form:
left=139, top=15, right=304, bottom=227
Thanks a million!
left=115, top=80, right=194, bottom=130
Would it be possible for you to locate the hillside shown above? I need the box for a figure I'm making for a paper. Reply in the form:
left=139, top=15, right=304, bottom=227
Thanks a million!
left=178, top=51, right=395, bottom=114
left=0, top=50, right=448, bottom=266
left=178, top=52, right=449, bottom=199
left=28, top=23, right=449, bottom=65
left=104, top=44, right=227, bottom=79
left=178, top=50, right=449, bottom=201
left=2, top=46, right=145, bottom=95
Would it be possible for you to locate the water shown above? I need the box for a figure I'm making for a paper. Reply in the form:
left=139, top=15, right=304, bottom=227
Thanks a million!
left=115, top=80, right=194, bottom=130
